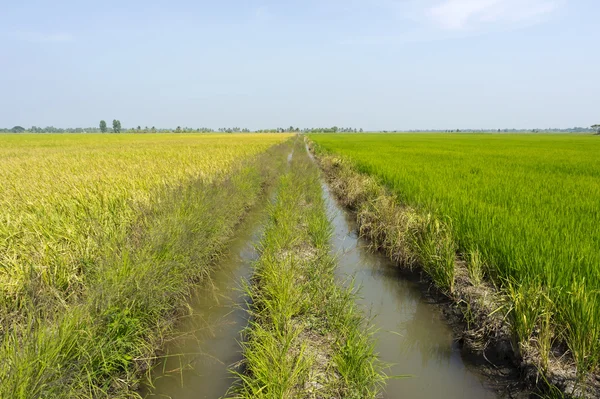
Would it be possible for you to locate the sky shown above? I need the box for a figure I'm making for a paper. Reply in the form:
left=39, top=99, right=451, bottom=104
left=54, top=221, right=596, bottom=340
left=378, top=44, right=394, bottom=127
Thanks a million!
left=0, top=0, right=598, bottom=130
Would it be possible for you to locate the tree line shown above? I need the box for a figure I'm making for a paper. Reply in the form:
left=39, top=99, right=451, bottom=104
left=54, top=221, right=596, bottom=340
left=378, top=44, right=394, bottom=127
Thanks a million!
left=253, top=126, right=364, bottom=133
left=3, top=124, right=599, bottom=134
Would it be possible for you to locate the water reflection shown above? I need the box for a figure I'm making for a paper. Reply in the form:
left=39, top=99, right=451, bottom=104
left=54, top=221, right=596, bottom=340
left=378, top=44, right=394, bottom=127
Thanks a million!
left=398, top=300, right=454, bottom=368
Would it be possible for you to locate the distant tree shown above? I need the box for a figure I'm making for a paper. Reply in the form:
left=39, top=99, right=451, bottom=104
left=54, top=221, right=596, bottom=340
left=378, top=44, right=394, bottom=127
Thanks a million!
left=151, top=126, right=156, bottom=133
left=99, top=120, right=107, bottom=133
left=175, top=126, right=182, bottom=133
left=112, top=119, right=121, bottom=133
left=359, top=128, right=363, bottom=133
left=137, top=125, right=141, bottom=131
left=592, top=124, right=600, bottom=135
left=11, top=126, right=25, bottom=133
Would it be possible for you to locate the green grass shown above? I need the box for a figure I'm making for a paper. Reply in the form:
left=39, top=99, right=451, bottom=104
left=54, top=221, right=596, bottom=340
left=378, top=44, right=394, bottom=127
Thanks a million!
left=229, top=139, right=383, bottom=399
left=0, top=134, right=291, bottom=398
left=309, top=133, right=600, bottom=376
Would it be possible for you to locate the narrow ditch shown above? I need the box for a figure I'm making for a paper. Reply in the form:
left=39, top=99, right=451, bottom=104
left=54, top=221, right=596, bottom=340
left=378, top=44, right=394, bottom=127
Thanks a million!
left=309, top=144, right=505, bottom=399
left=139, top=176, right=272, bottom=399
left=140, top=145, right=294, bottom=399
left=321, top=178, right=499, bottom=398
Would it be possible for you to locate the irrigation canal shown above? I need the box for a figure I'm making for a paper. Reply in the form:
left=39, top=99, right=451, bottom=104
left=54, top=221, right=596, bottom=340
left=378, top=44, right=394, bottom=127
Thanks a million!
left=141, top=145, right=500, bottom=398
left=321, top=177, right=498, bottom=398
left=140, top=198, right=267, bottom=398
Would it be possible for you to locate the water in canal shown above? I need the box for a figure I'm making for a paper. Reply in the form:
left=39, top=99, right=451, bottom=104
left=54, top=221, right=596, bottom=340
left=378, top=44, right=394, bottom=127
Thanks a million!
left=320, top=176, right=498, bottom=398
left=140, top=204, right=266, bottom=399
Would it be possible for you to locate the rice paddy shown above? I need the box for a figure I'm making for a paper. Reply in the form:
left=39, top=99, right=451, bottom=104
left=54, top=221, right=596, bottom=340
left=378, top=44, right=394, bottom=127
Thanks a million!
left=3, top=131, right=597, bottom=398
left=0, top=133, right=290, bottom=398
left=309, top=133, right=600, bottom=381
left=0, top=134, right=287, bottom=308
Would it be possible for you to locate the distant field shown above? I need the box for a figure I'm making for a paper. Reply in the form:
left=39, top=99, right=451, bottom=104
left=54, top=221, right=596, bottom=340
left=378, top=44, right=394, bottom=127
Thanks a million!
left=310, top=133, right=600, bottom=373
left=0, top=134, right=285, bottom=304
left=0, top=133, right=289, bottom=397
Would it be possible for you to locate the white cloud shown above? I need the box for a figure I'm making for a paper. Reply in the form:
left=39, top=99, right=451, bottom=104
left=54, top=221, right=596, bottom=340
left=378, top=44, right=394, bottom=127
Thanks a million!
left=254, top=6, right=271, bottom=21
left=427, top=0, right=561, bottom=30
left=13, top=31, right=74, bottom=43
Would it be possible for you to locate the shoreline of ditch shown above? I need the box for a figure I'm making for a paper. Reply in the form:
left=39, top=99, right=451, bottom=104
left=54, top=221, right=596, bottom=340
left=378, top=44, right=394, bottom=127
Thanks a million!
left=140, top=185, right=270, bottom=399
left=307, top=141, right=521, bottom=398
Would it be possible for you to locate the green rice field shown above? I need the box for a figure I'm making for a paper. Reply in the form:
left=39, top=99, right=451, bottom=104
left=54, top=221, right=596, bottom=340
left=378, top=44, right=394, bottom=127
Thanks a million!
left=309, top=133, right=600, bottom=375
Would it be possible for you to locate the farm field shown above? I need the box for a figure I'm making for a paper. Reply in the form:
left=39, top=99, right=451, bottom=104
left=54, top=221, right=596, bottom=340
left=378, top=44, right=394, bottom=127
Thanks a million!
left=309, top=133, right=600, bottom=377
left=4, top=131, right=598, bottom=398
left=0, top=133, right=290, bottom=398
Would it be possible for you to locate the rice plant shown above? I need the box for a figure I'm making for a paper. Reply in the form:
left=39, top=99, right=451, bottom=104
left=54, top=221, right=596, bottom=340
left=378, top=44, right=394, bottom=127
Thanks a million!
left=0, top=133, right=290, bottom=397
left=310, top=133, right=600, bottom=376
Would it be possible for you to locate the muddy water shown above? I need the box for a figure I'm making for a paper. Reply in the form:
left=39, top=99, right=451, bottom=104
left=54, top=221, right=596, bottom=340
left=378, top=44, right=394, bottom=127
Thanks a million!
left=140, top=206, right=266, bottom=399
left=319, top=175, right=498, bottom=398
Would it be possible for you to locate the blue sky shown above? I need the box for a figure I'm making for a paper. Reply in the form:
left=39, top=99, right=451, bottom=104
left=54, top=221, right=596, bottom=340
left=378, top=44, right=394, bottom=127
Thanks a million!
left=1, top=0, right=598, bottom=130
